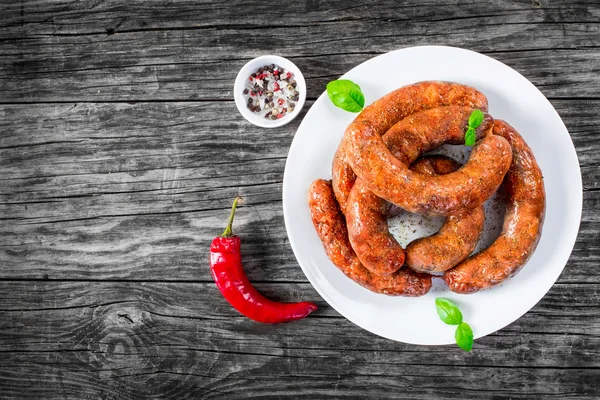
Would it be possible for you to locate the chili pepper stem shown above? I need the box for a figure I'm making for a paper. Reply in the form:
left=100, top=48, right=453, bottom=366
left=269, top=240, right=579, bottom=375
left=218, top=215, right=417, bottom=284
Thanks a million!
left=222, top=197, right=242, bottom=237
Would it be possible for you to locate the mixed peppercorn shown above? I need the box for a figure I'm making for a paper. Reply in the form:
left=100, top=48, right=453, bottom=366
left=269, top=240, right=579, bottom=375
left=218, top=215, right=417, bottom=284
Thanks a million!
left=243, top=64, right=300, bottom=120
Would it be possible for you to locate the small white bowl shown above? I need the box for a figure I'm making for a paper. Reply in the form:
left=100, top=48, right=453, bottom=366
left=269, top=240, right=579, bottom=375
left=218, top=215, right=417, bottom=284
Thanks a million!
left=234, top=55, right=306, bottom=128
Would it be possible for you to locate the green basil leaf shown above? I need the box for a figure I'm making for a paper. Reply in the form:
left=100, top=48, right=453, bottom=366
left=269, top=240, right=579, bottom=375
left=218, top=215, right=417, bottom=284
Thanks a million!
left=326, top=79, right=365, bottom=113
left=468, top=109, right=485, bottom=129
left=455, top=322, right=474, bottom=352
left=464, top=127, right=476, bottom=147
left=435, top=298, right=463, bottom=325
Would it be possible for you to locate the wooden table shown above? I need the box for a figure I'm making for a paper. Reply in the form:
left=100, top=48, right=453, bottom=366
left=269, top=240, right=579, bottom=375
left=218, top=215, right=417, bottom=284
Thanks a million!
left=1, top=1, right=599, bottom=398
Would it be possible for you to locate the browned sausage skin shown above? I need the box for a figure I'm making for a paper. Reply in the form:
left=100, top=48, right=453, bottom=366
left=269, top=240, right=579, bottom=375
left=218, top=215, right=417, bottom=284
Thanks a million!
left=443, top=120, right=546, bottom=293
left=405, top=157, right=485, bottom=273
left=345, top=178, right=401, bottom=276
left=331, top=81, right=489, bottom=213
left=308, top=179, right=432, bottom=296
left=345, top=106, right=489, bottom=276
left=344, top=118, right=512, bottom=216
left=331, top=143, right=354, bottom=214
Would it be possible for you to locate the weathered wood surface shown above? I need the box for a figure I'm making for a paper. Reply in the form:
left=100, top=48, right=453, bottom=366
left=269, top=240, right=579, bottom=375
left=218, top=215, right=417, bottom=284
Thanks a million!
left=1, top=0, right=600, bottom=398
left=1, top=282, right=599, bottom=399
left=2, top=0, right=600, bottom=102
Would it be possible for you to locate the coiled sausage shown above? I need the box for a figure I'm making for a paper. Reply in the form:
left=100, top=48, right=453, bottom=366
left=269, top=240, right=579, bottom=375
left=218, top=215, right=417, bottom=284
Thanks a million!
left=332, top=81, right=489, bottom=213
left=345, top=106, right=489, bottom=275
left=309, top=179, right=432, bottom=296
left=443, top=120, right=546, bottom=293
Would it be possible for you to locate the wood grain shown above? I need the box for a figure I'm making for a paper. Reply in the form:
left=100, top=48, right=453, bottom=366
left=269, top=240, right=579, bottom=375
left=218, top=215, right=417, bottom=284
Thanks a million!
left=0, top=281, right=599, bottom=399
left=0, top=100, right=598, bottom=282
left=1, top=1, right=600, bottom=101
left=1, top=0, right=599, bottom=398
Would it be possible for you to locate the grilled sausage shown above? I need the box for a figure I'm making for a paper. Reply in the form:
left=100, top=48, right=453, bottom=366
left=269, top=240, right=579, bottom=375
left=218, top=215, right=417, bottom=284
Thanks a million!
left=308, top=179, right=432, bottom=296
left=345, top=107, right=488, bottom=275
left=405, top=157, right=485, bottom=273
left=443, top=120, right=546, bottom=293
left=332, top=81, right=489, bottom=213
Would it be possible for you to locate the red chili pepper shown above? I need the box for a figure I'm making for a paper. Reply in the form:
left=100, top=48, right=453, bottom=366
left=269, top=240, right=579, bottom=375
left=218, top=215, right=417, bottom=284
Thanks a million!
left=210, top=197, right=318, bottom=323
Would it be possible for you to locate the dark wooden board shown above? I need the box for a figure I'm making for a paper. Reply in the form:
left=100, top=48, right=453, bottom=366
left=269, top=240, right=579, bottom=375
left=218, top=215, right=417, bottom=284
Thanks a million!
left=1, top=0, right=600, bottom=398
left=0, top=100, right=598, bottom=283
left=1, top=281, right=599, bottom=399
left=1, top=0, right=600, bottom=102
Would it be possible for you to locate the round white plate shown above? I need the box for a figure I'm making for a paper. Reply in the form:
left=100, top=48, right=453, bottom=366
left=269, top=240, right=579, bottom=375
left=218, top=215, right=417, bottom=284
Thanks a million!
left=282, top=46, right=582, bottom=345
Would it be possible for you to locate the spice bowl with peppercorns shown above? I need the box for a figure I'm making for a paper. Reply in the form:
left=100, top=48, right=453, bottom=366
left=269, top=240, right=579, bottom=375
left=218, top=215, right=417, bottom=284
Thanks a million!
left=234, top=55, right=306, bottom=128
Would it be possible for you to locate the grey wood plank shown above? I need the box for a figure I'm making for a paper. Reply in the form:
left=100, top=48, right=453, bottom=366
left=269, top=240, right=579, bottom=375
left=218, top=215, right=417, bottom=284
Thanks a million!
left=1, top=1, right=600, bottom=101
left=4, top=0, right=599, bottom=35
left=0, top=281, right=598, bottom=399
left=0, top=100, right=597, bottom=281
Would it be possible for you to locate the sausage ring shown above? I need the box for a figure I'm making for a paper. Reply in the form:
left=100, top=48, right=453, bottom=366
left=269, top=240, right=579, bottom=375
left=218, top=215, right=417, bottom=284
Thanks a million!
left=346, top=106, right=488, bottom=275
left=344, top=121, right=512, bottom=216
left=332, top=81, right=489, bottom=213
left=443, top=120, right=545, bottom=293
left=405, top=156, right=485, bottom=273
left=308, top=179, right=432, bottom=296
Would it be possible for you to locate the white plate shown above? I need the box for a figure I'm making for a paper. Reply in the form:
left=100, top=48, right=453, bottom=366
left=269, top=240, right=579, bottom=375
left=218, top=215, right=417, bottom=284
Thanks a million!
left=282, top=46, right=582, bottom=345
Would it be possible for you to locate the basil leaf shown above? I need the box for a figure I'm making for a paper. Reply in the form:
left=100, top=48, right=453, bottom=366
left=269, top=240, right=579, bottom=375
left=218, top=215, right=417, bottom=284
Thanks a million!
left=455, top=322, right=474, bottom=352
left=464, top=127, right=476, bottom=147
left=435, top=298, right=463, bottom=325
left=326, top=79, right=365, bottom=113
left=468, top=109, right=485, bottom=129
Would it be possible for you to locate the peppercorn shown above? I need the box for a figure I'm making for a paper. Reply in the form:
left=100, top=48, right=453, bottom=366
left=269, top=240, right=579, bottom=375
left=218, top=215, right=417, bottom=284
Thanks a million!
left=243, top=88, right=249, bottom=95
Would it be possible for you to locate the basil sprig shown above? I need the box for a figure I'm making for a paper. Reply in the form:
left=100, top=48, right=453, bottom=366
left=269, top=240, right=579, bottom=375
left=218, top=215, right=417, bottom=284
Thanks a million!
left=464, top=109, right=485, bottom=146
left=435, top=298, right=474, bottom=352
left=326, top=79, right=365, bottom=113
left=455, top=322, right=474, bottom=352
